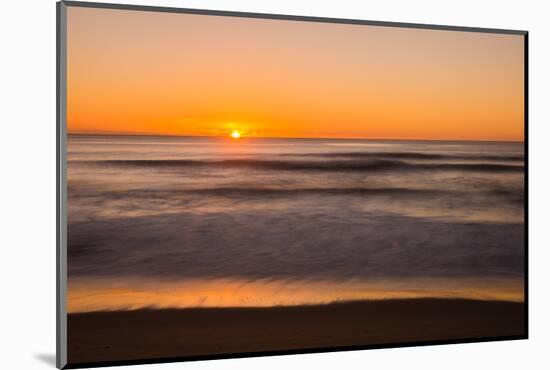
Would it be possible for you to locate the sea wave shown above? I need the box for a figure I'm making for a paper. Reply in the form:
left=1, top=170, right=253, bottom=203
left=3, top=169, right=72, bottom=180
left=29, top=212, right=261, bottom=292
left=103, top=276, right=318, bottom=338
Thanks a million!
left=283, top=151, right=524, bottom=161
left=67, top=212, right=525, bottom=281
left=68, top=186, right=523, bottom=204
left=76, top=159, right=524, bottom=173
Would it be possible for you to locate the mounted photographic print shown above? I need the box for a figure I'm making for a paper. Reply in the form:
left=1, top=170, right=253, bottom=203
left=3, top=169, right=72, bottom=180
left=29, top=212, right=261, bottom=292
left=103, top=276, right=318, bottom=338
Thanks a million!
left=56, top=1, right=528, bottom=368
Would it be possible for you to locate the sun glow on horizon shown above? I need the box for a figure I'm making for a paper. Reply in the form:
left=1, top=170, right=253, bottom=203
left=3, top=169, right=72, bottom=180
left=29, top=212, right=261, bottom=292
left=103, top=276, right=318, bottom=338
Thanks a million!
left=230, top=130, right=241, bottom=139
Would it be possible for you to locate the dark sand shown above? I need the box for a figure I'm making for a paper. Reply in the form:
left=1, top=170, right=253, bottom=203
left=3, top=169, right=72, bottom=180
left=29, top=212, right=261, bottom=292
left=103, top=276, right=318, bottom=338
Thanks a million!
left=67, top=299, right=525, bottom=366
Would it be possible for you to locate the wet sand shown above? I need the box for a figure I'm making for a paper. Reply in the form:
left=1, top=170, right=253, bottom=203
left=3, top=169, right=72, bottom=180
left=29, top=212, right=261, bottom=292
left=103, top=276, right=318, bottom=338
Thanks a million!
left=67, top=298, right=525, bottom=366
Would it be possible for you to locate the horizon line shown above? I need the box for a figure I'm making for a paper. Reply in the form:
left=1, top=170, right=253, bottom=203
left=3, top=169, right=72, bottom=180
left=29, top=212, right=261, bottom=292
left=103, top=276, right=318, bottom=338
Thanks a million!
left=67, top=131, right=524, bottom=144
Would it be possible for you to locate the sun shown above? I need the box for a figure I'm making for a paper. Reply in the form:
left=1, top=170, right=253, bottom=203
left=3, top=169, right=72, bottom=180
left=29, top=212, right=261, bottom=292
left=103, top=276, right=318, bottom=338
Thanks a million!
left=230, top=130, right=241, bottom=139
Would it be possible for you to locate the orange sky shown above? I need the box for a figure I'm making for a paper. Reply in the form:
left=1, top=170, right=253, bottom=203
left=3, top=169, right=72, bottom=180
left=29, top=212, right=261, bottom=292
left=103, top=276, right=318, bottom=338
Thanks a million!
left=67, top=6, right=525, bottom=141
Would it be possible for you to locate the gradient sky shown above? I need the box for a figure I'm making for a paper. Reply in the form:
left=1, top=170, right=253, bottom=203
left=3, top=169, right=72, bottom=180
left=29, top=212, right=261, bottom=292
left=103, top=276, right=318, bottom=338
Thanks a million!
left=67, top=6, right=525, bottom=141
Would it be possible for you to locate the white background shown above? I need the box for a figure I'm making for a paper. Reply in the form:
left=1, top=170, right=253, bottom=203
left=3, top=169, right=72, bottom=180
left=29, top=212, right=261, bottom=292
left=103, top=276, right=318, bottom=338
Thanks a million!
left=1, top=0, right=548, bottom=369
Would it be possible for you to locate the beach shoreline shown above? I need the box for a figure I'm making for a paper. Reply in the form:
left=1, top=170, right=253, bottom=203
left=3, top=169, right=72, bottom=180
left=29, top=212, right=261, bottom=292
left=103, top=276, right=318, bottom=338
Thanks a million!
left=67, top=298, right=525, bottom=366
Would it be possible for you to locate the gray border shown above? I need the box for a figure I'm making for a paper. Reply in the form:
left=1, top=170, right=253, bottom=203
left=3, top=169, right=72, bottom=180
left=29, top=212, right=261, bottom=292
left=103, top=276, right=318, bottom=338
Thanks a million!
left=56, top=1, right=528, bottom=369
left=56, top=1, right=68, bottom=369
left=62, top=0, right=527, bottom=35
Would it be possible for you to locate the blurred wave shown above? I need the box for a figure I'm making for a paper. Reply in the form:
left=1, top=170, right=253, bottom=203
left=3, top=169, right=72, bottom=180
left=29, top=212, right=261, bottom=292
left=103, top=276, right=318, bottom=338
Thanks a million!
left=77, top=158, right=524, bottom=173
left=67, top=135, right=525, bottom=306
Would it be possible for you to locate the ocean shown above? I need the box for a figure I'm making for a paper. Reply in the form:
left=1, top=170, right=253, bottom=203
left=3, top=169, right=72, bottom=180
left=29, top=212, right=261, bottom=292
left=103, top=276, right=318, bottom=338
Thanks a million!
left=66, top=134, right=525, bottom=312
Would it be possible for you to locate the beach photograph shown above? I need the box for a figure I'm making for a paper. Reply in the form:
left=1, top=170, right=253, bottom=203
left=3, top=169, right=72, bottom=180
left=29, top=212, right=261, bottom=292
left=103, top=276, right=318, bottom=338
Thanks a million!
left=65, top=5, right=525, bottom=366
